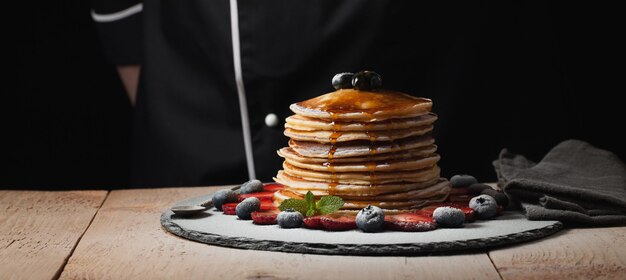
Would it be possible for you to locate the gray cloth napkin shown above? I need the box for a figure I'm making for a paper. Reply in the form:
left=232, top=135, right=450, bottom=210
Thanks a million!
left=493, top=139, right=626, bottom=225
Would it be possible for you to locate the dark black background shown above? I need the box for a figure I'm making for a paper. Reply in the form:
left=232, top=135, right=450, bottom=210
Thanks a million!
left=5, top=1, right=132, bottom=189
left=4, top=2, right=623, bottom=189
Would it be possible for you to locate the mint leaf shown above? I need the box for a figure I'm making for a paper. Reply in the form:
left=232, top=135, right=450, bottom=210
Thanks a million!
left=278, top=199, right=307, bottom=216
left=304, top=191, right=317, bottom=216
left=305, top=191, right=315, bottom=208
left=316, top=196, right=345, bottom=215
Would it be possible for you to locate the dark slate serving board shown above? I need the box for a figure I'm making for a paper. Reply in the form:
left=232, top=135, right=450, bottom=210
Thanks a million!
left=161, top=193, right=562, bottom=256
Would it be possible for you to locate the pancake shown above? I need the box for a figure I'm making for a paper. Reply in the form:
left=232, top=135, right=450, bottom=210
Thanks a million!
left=273, top=179, right=451, bottom=210
left=341, top=193, right=448, bottom=210
left=339, top=179, right=451, bottom=201
left=289, top=134, right=435, bottom=158
left=273, top=83, right=449, bottom=211
left=284, top=125, right=433, bottom=143
left=277, top=145, right=438, bottom=164
left=274, top=171, right=442, bottom=196
left=282, top=154, right=441, bottom=173
left=289, top=89, right=432, bottom=122
left=275, top=179, right=450, bottom=202
left=282, top=162, right=440, bottom=184
left=285, top=113, right=437, bottom=132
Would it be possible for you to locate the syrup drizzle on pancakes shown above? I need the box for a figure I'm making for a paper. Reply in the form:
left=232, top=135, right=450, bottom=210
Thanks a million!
left=274, top=88, right=451, bottom=210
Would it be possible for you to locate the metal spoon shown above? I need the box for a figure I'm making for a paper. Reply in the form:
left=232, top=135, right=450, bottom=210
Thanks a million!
left=173, top=185, right=241, bottom=216
left=170, top=205, right=207, bottom=216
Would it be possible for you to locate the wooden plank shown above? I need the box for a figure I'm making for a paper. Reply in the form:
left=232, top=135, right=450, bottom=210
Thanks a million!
left=489, top=227, right=626, bottom=280
left=60, top=187, right=501, bottom=280
left=0, top=190, right=108, bottom=280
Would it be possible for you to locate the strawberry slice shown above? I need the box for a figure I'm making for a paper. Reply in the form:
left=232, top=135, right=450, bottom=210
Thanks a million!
left=302, top=216, right=324, bottom=230
left=238, top=191, right=275, bottom=202
left=463, top=208, right=476, bottom=222
left=252, top=209, right=279, bottom=225
left=222, top=202, right=238, bottom=215
left=414, top=209, right=435, bottom=217
left=319, top=214, right=357, bottom=231
left=384, top=213, right=437, bottom=232
left=263, top=183, right=284, bottom=192
left=260, top=201, right=278, bottom=211
left=223, top=201, right=276, bottom=216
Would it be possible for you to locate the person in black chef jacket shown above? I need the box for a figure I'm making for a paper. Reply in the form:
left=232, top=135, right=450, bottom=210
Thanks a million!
left=91, top=1, right=607, bottom=187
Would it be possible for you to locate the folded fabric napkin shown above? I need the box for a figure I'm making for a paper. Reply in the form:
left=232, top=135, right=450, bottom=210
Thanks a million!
left=493, top=139, right=626, bottom=225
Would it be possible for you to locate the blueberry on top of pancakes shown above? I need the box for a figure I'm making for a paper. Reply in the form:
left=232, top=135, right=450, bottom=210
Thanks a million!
left=332, top=72, right=354, bottom=90
left=352, top=71, right=382, bottom=91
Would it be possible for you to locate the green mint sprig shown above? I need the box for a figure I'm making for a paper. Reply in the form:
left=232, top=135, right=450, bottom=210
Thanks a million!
left=278, top=191, right=344, bottom=217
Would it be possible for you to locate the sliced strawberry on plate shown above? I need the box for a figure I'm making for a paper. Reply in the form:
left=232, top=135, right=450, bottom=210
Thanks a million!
left=252, top=209, right=279, bottom=225
left=238, top=191, right=275, bottom=202
left=384, top=213, right=437, bottom=232
left=222, top=202, right=238, bottom=215
left=263, top=183, right=284, bottom=192
left=414, top=208, right=435, bottom=217
left=224, top=200, right=275, bottom=215
left=260, top=201, right=278, bottom=211
left=302, top=216, right=324, bottom=230
left=319, top=214, right=357, bottom=231
left=223, top=201, right=276, bottom=216
left=464, top=207, right=476, bottom=222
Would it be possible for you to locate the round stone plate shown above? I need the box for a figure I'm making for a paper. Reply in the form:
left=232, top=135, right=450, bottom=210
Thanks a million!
left=161, top=192, right=563, bottom=256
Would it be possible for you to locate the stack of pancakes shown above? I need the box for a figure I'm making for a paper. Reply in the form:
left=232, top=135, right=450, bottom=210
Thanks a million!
left=273, top=89, right=450, bottom=210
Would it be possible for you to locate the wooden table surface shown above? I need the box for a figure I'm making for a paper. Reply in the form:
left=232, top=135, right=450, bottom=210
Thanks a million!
left=1, top=187, right=625, bottom=280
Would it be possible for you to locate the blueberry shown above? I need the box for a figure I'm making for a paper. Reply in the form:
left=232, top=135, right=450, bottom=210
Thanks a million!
left=235, top=197, right=260, bottom=220
left=332, top=72, right=354, bottom=90
left=450, top=174, right=478, bottom=188
left=277, top=208, right=304, bottom=228
left=469, top=194, right=498, bottom=219
left=355, top=205, right=385, bottom=232
left=212, top=189, right=238, bottom=211
left=481, top=189, right=509, bottom=208
left=352, top=71, right=382, bottom=90
left=240, top=179, right=264, bottom=194
left=468, top=183, right=492, bottom=195
left=432, top=207, right=465, bottom=228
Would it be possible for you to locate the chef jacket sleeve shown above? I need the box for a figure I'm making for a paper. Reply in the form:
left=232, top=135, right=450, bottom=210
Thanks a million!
left=91, top=0, right=143, bottom=65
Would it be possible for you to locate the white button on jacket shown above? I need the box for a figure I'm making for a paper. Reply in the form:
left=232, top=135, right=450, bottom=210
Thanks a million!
left=264, top=113, right=279, bottom=127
